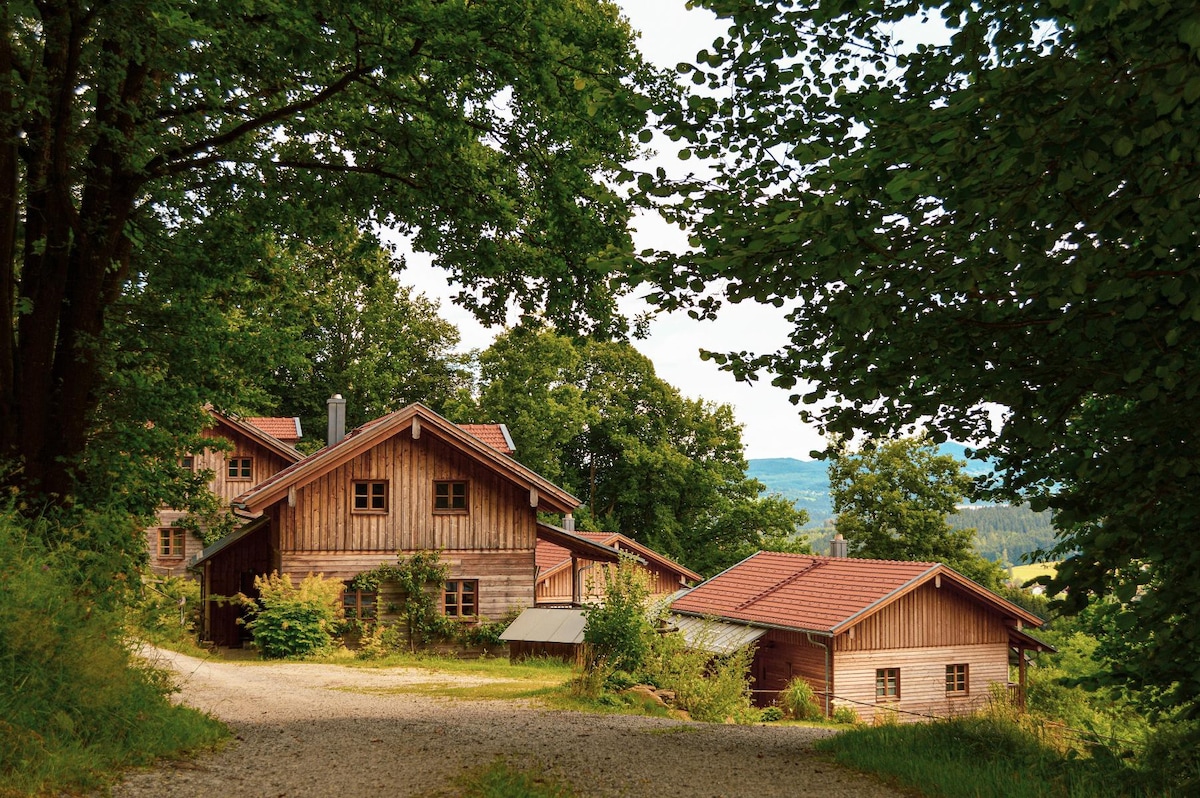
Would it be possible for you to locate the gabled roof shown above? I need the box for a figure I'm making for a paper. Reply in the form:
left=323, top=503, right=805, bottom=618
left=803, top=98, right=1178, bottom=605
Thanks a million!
left=671, top=551, right=1046, bottom=634
left=235, top=403, right=579, bottom=514
left=535, top=523, right=629, bottom=565
left=208, top=411, right=303, bottom=464
left=243, top=416, right=303, bottom=444
left=457, top=423, right=515, bottom=455
left=536, top=532, right=701, bottom=584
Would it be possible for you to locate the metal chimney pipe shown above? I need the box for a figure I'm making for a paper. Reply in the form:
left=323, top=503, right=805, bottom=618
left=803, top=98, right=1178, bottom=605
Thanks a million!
left=327, top=394, right=346, bottom=446
left=830, top=533, right=848, bottom=558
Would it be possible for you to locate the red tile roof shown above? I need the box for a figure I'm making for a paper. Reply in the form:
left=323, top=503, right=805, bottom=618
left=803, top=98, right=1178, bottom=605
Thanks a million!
left=672, top=552, right=944, bottom=633
left=244, top=416, right=302, bottom=443
left=457, top=423, right=514, bottom=454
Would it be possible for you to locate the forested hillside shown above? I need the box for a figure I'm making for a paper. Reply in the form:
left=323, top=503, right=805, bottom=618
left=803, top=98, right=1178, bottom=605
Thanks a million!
left=948, top=505, right=1057, bottom=566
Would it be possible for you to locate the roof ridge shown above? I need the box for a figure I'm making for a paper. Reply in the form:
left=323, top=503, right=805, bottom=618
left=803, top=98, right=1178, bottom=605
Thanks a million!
left=735, top=558, right=827, bottom=610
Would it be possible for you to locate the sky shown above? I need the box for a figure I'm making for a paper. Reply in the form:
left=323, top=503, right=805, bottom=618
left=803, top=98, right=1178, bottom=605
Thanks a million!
left=399, top=1, right=827, bottom=461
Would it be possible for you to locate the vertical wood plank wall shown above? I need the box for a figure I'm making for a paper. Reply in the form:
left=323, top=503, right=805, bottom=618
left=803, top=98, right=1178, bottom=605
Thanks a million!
left=536, top=559, right=686, bottom=604
left=835, top=582, right=1010, bottom=652
left=752, top=630, right=831, bottom=707
left=147, top=424, right=295, bottom=575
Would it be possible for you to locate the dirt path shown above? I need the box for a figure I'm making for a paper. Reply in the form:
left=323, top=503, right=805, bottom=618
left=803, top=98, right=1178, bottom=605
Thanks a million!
left=110, top=649, right=906, bottom=798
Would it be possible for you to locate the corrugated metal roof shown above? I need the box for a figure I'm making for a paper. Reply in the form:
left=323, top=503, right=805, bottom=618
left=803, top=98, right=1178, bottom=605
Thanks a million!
left=499, top=607, right=587, bottom=644
left=669, top=615, right=768, bottom=656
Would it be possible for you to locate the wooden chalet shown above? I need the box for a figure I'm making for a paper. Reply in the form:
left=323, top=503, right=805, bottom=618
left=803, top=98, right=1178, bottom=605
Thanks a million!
left=147, top=411, right=303, bottom=576
left=535, top=532, right=701, bottom=605
left=670, top=551, right=1052, bottom=723
left=193, top=402, right=621, bottom=647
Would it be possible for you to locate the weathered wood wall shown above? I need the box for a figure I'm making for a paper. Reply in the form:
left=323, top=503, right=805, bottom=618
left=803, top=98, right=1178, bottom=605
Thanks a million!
left=536, top=559, right=688, bottom=605
left=200, top=523, right=276, bottom=647
left=834, top=642, right=1009, bottom=723
left=834, top=581, right=1011, bottom=652
left=273, top=432, right=537, bottom=554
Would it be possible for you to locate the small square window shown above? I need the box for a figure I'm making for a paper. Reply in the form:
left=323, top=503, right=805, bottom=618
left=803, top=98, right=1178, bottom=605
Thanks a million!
left=158, top=528, right=186, bottom=558
left=342, top=586, right=378, bottom=621
left=227, top=457, right=252, bottom=480
left=353, top=481, right=388, bottom=512
left=946, top=664, right=969, bottom=695
left=875, top=668, right=900, bottom=701
left=179, top=455, right=195, bottom=472
left=444, top=580, right=478, bottom=618
left=434, top=480, right=468, bottom=512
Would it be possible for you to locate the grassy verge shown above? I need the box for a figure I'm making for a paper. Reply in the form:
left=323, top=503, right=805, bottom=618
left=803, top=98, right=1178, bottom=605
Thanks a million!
left=431, top=757, right=577, bottom=798
left=815, top=714, right=1184, bottom=798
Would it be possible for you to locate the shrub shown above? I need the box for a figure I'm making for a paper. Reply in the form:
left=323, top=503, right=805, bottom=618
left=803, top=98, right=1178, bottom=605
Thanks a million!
left=130, top=573, right=202, bottom=650
left=671, top=645, right=756, bottom=724
left=832, top=705, right=861, bottom=725
left=582, top=560, right=652, bottom=673
left=239, top=572, right=343, bottom=658
left=778, top=678, right=824, bottom=721
left=760, top=706, right=784, bottom=722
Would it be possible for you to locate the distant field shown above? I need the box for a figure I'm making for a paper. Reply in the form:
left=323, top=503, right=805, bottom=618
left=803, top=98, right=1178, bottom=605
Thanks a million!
left=1010, top=562, right=1058, bottom=584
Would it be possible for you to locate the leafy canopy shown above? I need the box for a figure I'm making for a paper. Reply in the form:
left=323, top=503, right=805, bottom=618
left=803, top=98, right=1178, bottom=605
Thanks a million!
left=646, top=0, right=1200, bottom=713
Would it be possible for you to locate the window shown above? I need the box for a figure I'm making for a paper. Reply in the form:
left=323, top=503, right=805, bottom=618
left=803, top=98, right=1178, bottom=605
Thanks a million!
left=158, top=528, right=186, bottom=558
left=353, top=480, right=388, bottom=512
left=875, top=668, right=900, bottom=701
left=444, top=580, right=478, bottom=618
left=342, top=587, right=378, bottom=621
left=434, top=480, right=468, bottom=512
left=946, top=664, right=969, bottom=696
left=179, top=455, right=195, bottom=472
left=227, top=457, right=252, bottom=480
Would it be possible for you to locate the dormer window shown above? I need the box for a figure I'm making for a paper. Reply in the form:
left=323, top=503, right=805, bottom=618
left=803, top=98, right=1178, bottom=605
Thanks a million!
left=353, top=480, right=388, bottom=513
left=434, top=480, right=468, bottom=513
left=227, top=457, right=252, bottom=480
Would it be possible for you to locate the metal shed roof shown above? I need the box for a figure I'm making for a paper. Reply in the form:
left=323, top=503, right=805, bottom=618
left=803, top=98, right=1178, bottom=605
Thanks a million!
left=669, top=615, right=768, bottom=656
left=499, top=608, right=588, bottom=644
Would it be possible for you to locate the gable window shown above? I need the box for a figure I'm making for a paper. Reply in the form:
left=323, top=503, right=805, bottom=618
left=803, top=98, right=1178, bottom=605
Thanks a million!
left=353, top=480, right=388, bottom=513
left=434, top=480, right=468, bottom=513
left=158, top=528, right=186, bottom=558
left=875, top=668, right=900, bottom=701
left=444, top=580, right=478, bottom=618
left=342, top=586, right=378, bottom=621
left=946, top=664, right=969, bottom=696
left=227, top=457, right=252, bottom=480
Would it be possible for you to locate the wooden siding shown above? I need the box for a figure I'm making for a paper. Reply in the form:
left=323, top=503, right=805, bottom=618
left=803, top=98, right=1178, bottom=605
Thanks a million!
left=146, top=423, right=294, bottom=575
left=751, top=630, right=832, bottom=708
left=833, top=643, right=1009, bottom=723
left=536, top=559, right=685, bottom=605
left=280, top=549, right=536, bottom=621
left=274, top=432, right=537, bottom=555
left=200, top=524, right=274, bottom=647
left=835, top=581, right=1011, bottom=652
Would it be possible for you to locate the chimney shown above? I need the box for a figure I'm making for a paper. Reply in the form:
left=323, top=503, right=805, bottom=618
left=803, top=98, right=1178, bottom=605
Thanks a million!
left=327, top=394, right=346, bottom=446
left=830, top=533, right=847, bottom=558
left=563, top=513, right=575, bottom=532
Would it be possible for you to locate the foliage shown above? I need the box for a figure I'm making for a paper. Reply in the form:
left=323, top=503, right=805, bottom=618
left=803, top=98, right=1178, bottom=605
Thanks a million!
left=1, top=0, right=662, bottom=523
left=829, top=437, right=1006, bottom=587
left=948, top=505, right=1057, bottom=566
left=831, top=705, right=861, bottom=726
left=759, top=706, right=784, bottom=722
left=0, top=506, right=225, bottom=795
left=351, top=551, right=452, bottom=651
left=581, top=559, right=653, bottom=674
left=451, top=757, right=578, bottom=798
left=778, top=678, right=824, bottom=722
left=649, top=0, right=1200, bottom=714
left=459, top=323, right=810, bottom=574
left=238, top=572, right=344, bottom=659
left=639, top=623, right=756, bottom=724
left=129, top=574, right=204, bottom=651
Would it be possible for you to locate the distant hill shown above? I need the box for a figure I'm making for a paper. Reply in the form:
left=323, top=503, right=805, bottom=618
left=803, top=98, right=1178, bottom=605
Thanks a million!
left=748, top=448, right=1055, bottom=565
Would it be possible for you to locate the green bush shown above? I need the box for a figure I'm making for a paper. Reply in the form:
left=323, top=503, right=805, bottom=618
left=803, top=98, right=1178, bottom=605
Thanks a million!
left=130, top=573, right=202, bottom=650
left=0, top=507, right=225, bottom=794
left=239, top=572, right=343, bottom=658
left=832, top=705, right=861, bottom=725
left=582, top=560, right=652, bottom=673
left=778, top=678, right=824, bottom=721
left=760, top=706, right=784, bottom=722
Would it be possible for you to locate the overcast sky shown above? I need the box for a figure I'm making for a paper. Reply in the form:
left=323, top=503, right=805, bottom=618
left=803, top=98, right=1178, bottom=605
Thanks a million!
left=399, top=1, right=827, bottom=461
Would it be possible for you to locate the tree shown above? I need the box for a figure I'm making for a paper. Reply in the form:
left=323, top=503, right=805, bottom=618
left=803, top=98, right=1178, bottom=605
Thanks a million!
left=828, top=437, right=1004, bottom=588
left=458, top=322, right=809, bottom=574
left=2, top=0, right=660, bottom=504
left=647, top=0, right=1200, bottom=712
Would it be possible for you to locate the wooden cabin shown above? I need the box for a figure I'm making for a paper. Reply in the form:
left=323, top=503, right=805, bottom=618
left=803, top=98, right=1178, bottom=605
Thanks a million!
left=670, top=551, right=1052, bottom=723
left=147, top=411, right=302, bottom=576
left=193, top=403, right=620, bottom=647
left=535, top=532, right=701, bottom=605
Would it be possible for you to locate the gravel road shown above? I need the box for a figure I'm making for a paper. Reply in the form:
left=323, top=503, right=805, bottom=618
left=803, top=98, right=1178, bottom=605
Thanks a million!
left=110, top=648, right=907, bottom=798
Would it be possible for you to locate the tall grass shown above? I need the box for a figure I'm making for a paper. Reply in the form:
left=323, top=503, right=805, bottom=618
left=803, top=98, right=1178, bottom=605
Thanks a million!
left=0, top=508, right=226, bottom=795
left=816, top=712, right=1193, bottom=798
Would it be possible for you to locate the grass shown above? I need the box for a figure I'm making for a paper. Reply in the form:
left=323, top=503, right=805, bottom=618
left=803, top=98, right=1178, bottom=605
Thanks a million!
left=1010, top=562, right=1058, bottom=585
left=433, top=757, right=577, bottom=798
left=815, top=714, right=1176, bottom=798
